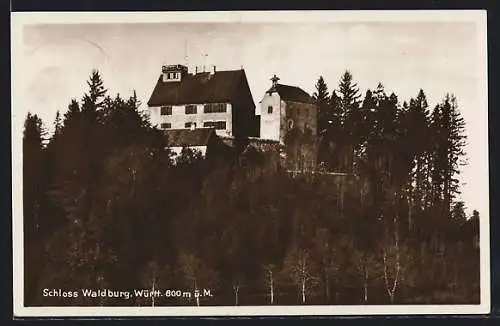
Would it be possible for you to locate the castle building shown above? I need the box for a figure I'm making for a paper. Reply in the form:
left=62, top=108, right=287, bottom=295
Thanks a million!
left=147, top=64, right=258, bottom=138
left=258, top=75, right=318, bottom=170
left=146, top=64, right=318, bottom=170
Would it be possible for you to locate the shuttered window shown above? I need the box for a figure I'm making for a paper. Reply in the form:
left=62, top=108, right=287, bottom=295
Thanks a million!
left=204, top=103, right=227, bottom=113
left=185, top=105, right=197, bottom=114
left=160, top=106, right=172, bottom=115
left=203, top=121, right=226, bottom=130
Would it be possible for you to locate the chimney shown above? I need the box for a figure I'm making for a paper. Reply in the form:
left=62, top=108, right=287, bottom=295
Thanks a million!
left=212, top=65, right=216, bottom=75
left=161, top=65, right=168, bottom=82
left=195, top=66, right=198, bottom=74
left=190, top=123, right=196, bottom=131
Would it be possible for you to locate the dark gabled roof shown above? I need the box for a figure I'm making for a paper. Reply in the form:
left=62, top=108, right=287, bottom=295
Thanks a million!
left=148, top=69, right=253, bottom=107
left=267, top=84, right=314, bottom=104
left=163, top=128, right=216, bottom=147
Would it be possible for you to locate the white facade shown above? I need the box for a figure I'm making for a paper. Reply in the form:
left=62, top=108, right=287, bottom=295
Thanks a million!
left=259, top=92, right=285, bottom=143
left=149, top=103, right=233, bottom=137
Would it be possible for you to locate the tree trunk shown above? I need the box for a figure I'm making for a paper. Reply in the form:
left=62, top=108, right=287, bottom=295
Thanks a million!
left=233, top=285, right=239, bottom=306
left=363, top=266, right=368, bottom=303
left=151, top=277, right=156, bottom=307
left=325, top=273, right=330, bottom=303
left=194, top=280, right=200, bottom=306
left=383, top=216, right=401, bottom=304
left=301, top=280, right=306, bottom=304
left=270, top=272, right=274, bottom=304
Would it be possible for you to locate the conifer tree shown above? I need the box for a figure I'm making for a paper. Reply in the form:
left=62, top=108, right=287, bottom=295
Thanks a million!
left=81, top=69, right=107, bottom=126
left=23, top=113, right=45, bottom=238
left=53, top=110, right=63, bottom=137
left=63, top=99, right=81, bottom=129
left=336, top=70, right=361, bottom=172
left=313, top=76, right=331, bottom=133
left=439, top=94, right=467, bottom=213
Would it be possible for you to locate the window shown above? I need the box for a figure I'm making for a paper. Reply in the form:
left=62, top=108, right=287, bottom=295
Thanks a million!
left=305, top=108, right=309, bottom=117
left=160, top=123, right=171, bottom=129
left=203, top=121, right=226, bottom=130
left=185, top=122, right=196, bottom=128
left=287, top=119, right=294, bottom=129
left=185, top=105, right=197, bottom=114
left=287, top=108, right=292, bottom=116
left=160, top=106, right=172, bottom=115
left=297, top=108, right=301, bottom=116
left=268, top=106, right=273, bottom=114
left=204, top=103, right=227, bottom=113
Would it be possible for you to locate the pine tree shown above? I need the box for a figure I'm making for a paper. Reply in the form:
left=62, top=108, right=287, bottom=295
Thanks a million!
left=336, top=70, right=361, bottom=172
left=83, top=69, right=107, bottom=108
left=63, top=99, right=81, bottom=129
left=441, top=94, right=467, bottom=213
left=23, top=113, right=49, bottom=305
left=23, top=113, right=45, bottom=238
left=429, top=104, right=444, bottom=207
left=329, top=90, right=342, bottom=129
left=357, top=89, right=376, bottom=163
left=81, top=69, right=107, bottom=124
left=313, top=76, right=331, bottom=133
left=317, top=90, right=342, bottom=170
left=401, top=90, right=431, bottom=212
left=44, top=71, right=114, bottom=291
left=54, top=110, right=63, bottom=137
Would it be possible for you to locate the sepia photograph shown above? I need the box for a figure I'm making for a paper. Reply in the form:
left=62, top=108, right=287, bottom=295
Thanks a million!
left=11, top=10, right=489, bottom=317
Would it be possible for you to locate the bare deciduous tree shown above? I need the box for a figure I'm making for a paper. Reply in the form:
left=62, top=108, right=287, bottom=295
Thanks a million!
left=282, top=248, right=319, bottom=304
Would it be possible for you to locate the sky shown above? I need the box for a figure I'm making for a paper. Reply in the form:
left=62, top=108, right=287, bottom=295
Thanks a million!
left=17, top=17, right=488, bottom=216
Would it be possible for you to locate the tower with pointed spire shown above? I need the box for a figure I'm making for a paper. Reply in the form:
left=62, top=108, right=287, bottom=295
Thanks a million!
left=258, top=74, right=318, bottom=170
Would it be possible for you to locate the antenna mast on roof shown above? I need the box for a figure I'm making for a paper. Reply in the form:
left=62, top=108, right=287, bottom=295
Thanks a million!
left=202, top=53, right=208, bottom=72
left=183, top=39, right=188, bottom=67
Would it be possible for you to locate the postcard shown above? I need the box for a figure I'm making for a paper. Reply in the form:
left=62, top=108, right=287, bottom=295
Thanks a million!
left=11, top=10, right=490, bottom=317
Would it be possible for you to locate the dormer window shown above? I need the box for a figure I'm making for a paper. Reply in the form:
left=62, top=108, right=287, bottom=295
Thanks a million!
left=161, top=64, right=188, bottom=82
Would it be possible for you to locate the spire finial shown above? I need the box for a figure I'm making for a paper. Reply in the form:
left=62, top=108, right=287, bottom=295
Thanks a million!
left=271, top=74, right=280, bottom=87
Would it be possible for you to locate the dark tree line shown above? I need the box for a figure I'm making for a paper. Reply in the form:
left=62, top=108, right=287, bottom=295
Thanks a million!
left=23, top=70, right=479, bottom=307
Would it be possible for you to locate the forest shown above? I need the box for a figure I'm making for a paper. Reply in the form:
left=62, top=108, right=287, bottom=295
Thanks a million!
left=23, top=70, right=480, bottom=306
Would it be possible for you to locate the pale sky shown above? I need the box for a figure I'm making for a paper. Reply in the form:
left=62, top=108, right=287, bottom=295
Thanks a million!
left=18, top=19, right=488, bottom=216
